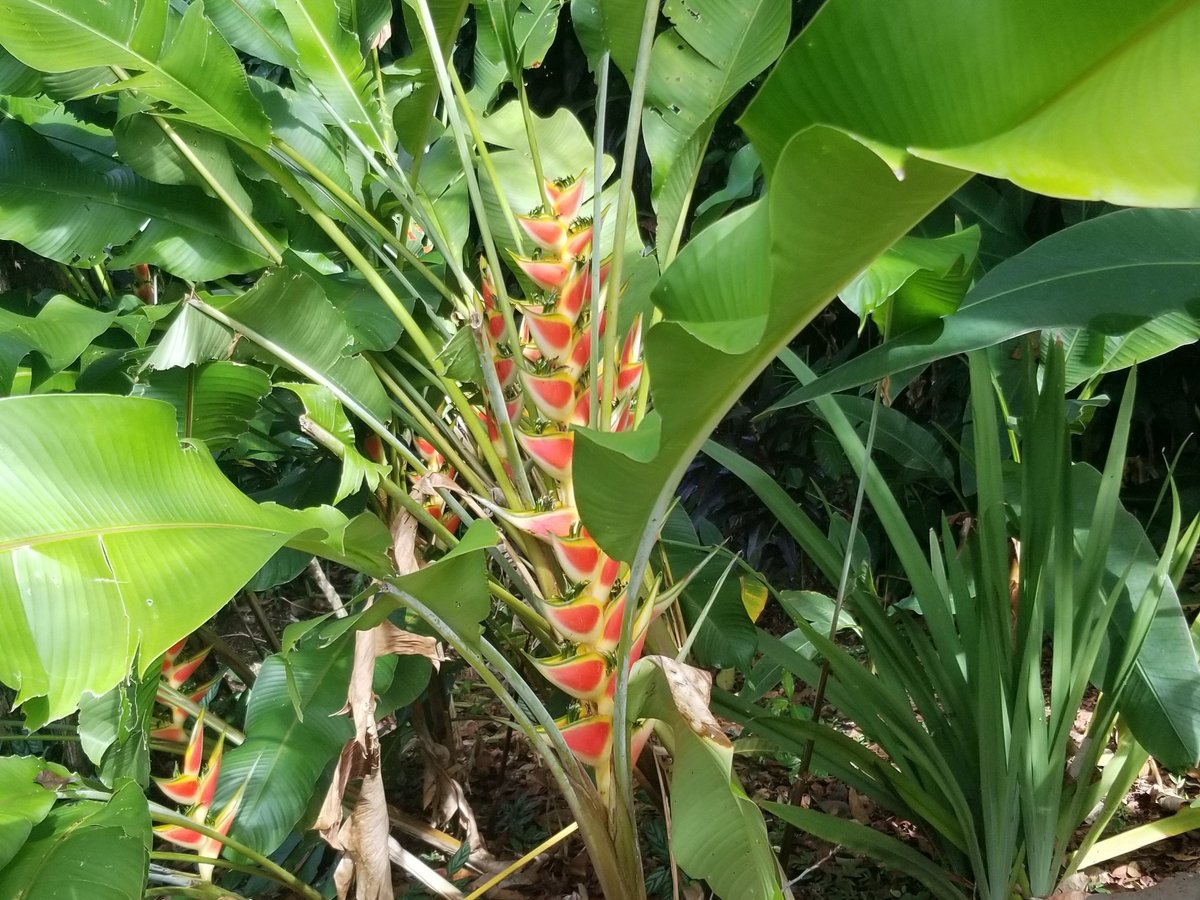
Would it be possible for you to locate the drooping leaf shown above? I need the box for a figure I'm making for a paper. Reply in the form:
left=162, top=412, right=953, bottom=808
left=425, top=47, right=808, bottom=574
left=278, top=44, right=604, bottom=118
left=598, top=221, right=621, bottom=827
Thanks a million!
left=393, top=0, right=469, bottom=155
left=0, top=757, right=66, bottom=870
left=77, top=664, right=159, bottom=788
left=0, top=781, right=151, bottom=900
left=131, top=361, right=272, bottom=453
left=0, top=0, right=271, bottom=146
left=0, top=120, right=273, bottom=281
left=1058, top=312, right=1200, bottom=390
left=781, top=209, right=1200, bottom=405
left=205, top=0, right=298, bottom=67
left=143, top=301, right=235, bottom=371
left=742, top=0, right=1200, bottom=207
left=281, top=382, right=391, bottom=502
left=206, top=269, right=392, bottom=425
left=0, top=394, right=371, bottom=727
left=0, top=296, right=115, bottom=397
left=643, top=0, right=789, bottom=259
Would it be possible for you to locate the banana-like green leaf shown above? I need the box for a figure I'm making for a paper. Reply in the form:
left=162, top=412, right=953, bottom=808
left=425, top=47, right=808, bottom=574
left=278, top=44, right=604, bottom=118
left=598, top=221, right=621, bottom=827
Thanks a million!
left=0, top=120, right=273, bottom=281
left=1059, top=312, right=1200, bottom=390
left=779, top=208, right=1200, bottom=406
left=0, top=757, right=66, bottom=871
left=575, top=129, right=966, bottom=561
left=0, top=781, right=150, bottom=900
left=632, top=657, right=783, bottom=900
left=203, top=269, right=392, bottom=425
left=276, top=0, right=389, bottom=153
left=143, top=301, right=235, bottom=370
left=743, top=0, right=1200, bottom=208
left=77, top=665, right=159, bottom=789
left=205, top=0, right=298, bottom=67
left=132, top=361, right=272, bottom=453
left=213, top=640, right=355, bottom=855
left=643, top=0, right=789, bottom=260
left=394, top=0, right=469, bottom=154
left=0, top=296, right=115, bottom=396
left=0, top=394, right=373, bottom=727
left=0, top=0, right=271, bottom=147
left=281, top=382, right=391, bottom=502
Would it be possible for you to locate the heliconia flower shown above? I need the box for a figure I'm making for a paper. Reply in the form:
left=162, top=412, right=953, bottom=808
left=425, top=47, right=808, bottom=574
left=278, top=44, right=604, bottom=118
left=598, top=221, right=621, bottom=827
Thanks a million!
left=569, top=389, right=592, bottom=427
left=522, top=370, right=578, bottom=423
left=595, top=592, right=654, bottom=654
left=493, top=355, right=518, bottom=390
left=532, top=650, right=611, bottom=701
left=154, top=819, right=206, bottom=852
left=514, top=256, right=571, bottom=293
left=546, top=177, right=585, bottom=221
left=543, top=593, right=607, bottom=644
left=631, top=719, right=655, bottom=765
left=363, top=433, right=386, bottom=464
left=197, top=783, right=245, bottom=881
left=517, top=427, right=574, bottom=483
left=564, top=226, right=593, bottom=262
left=558, top=715, right=612, bottom=768
left=483, top=501, right=579, bottom=539
left=549, top=531, right=603, bottom=583
left=155, top=710, right=206, bottom=806
left=196, top=731, right=225, bottom=810
left=522, top=309, right=576, bottom=362
left=617, top=360, right=644, bottom=396
left=165, top=646, right=211, bottom=689
left=517, top=215, right=568, bottom=253
left=557, top=261, right=609, bottom=324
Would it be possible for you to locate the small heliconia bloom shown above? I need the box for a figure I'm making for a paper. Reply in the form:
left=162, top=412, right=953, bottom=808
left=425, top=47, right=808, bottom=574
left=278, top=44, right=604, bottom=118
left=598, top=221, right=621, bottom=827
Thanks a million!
left=617, top=361, right=644, bottom=396
left=516, top=427, right=574, bottom=483
left=493, top=355, right=518, bottom=390
left=549, top=531, right=603, bottom=583
left=154, top=820, right=206, bottom=852
left=517, top=215, right=568, bottom=253
left=546, top=177, right=585, bottom=221
left=166, top=647, right=211, bottom=688
left=558, top=715, right=613, bottom=768
left=161, top=639, right=187, bottom=671
left=196, top=731, right=225, bottom=809
left=522, top=309, right=576, bottom=362
left=484, top=502, right=580, bottom=539
left=155, top=772, right=201, bottom=807
left=557, top=262, right=608, bottom=324
left=532, top=650, right=610, bottom=701
left=197, top=784, right=244, bottom=882
left=564, top=226, right=593, bottom=262
left=514, top=256, right=571, bottom=293
left=150, top=722, right=189, bottom=744
left=363, top=433, right=386, bottom=464
left=543, top=594, right=607, bottom=644
left=522, top=370, right=578, bottom=423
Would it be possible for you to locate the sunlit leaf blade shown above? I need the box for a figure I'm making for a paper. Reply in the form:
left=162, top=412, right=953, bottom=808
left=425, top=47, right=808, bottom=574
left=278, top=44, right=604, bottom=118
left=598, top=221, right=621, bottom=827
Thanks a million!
left=281, top=382, right=390, bottom=502
left=206, top=269, right=392, bottom=425
left=395, top=0, right=469, bottom=153
left=0, top=781, right=151, bottom=900
left=743, top=0, right=1200, bottom=207
left=0, top=394, right=365, bottom=727
left=0, top=0, right=271, bottom=146
left=0, top=296, right=115, bottom=396
left=1059, top=311, right=1200, bottom=389
left=782, top=208, right=1200, bottom=405
left=0, top=120, right=273, bottom=281
left=206, top=0, right=298, bottom=67
left=276, top=0, right=389, bottom=153
left=0, top=757, right=65, bottom=870
left=132, top=361, right=272, bottom=453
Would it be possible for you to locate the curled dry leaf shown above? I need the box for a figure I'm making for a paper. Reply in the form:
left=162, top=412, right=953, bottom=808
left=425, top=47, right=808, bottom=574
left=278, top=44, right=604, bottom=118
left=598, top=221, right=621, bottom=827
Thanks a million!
left=641, top=655, right=730, bottom=748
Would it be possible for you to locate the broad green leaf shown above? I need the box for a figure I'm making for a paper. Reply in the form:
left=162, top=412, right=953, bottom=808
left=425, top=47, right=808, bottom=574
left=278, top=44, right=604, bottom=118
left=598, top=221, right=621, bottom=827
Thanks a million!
left=595, top=0, right=645, bottom=75
left=839, top=227, right=980, bottom=338
left=632, top=657, right=783, bottom=900
left=0, top=296, right=115, bottom=396
left=132, top=361, right=272, bottom=453
left=214, top=641, right=355, bottom=854
left=0, top=120, right=273, bottom=281
left=143, top=301, right=234, bottom=370
left=643, top=0, right=788, bottom=259
left=208, top=269, right=392, bottom=425
left=205, top=0, right=298, bottom=67
left=1059, top=312, right=1200, bottom=390
left=781, top=209, right=1200, bottom=405
left=467, top=2, right=509, bottom=110
left=743, top=0, right=1200, bottom=207
left=0, top=757, right=64, bottom=870
left=829, top=395, right=956, bottom=487
left=575, top=129, right=966, bottom=562
left=277, top=0, right=389, bottom=153
left=761, top=802, right=966, bottom=900
left=0, top=781, right=151, bottom=900
left=281, top=382, right=391, bottom=502
left=77, top=664, right=159, bottom=788
left=0, top=394, right=370, bottom=727
left=692, top=144, right=760, bottom=232
left=0, top=0, right=271, bottom=146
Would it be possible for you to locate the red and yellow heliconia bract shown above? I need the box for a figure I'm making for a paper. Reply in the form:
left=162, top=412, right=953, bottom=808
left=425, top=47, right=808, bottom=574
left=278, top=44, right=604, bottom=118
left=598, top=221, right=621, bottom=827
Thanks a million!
left=152, top=709, right=242, bottom=881
left=474, top=175, right=653, bottom=784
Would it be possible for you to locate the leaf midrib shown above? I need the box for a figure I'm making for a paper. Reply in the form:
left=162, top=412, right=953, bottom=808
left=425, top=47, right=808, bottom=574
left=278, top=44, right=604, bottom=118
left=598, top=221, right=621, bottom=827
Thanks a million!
left=0, top=521, right=290, bottom=554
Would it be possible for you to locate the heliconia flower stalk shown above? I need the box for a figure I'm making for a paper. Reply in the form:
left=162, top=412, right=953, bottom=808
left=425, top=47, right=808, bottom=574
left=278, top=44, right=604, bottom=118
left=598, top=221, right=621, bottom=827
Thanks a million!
left=467, top=175, right=655, bottom=796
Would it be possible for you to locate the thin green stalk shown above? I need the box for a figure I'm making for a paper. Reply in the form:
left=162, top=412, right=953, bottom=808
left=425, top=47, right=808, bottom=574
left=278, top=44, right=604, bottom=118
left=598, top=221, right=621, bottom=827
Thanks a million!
left=150, top=851, right=294, bottom=888
left=157, top=684, right=245, bottom=745
left=92, top=264, right=115, bottom=300
left=109, top=67, right=282, bottom=265
left=57, top=263, right=98, bottom=303
left=588, top=52, right=610, bottom=428
left=273, top=138, right=455, bottom=304
left=516, top=77, right=550, bottom=208
left=598, top=0, right=659, bottom=427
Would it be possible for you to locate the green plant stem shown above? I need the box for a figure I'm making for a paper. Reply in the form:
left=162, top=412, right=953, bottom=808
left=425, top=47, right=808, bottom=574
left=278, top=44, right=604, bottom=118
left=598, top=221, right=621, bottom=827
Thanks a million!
left=588, top=52, right=611, bottom=428
left=92, top=264, right=114, bottom=300
left=57, top=263, right=98, bottom=303
left=516, top=77, right=551, bottom=209
left=0, top=733, right=79, bottom=742
left=144, top=887, right=237, bottom=900
left=156, top=684, right=245, bottom=745
left=273, top=138, right=455, bottom=305
left=150, top=851, right=293, bottom=888
left=108, top=67, right=283, bottom=266
left=598, top=0, right=658, bottom=427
